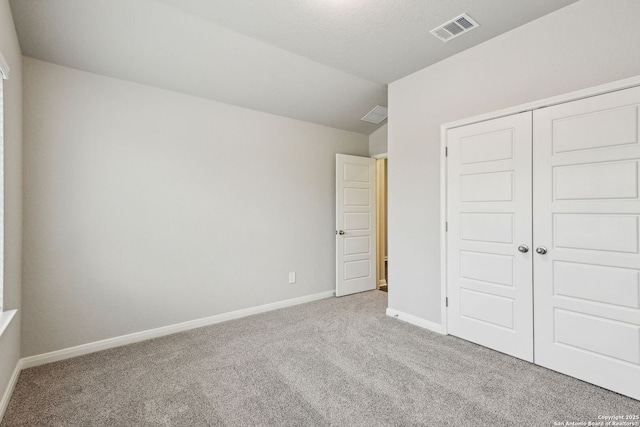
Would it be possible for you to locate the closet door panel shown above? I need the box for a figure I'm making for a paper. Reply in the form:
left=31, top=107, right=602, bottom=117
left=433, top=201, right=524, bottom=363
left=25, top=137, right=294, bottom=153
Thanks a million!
left=533, top=85, right=640, bottom=401
left=447, top=112, right=533, bottom=362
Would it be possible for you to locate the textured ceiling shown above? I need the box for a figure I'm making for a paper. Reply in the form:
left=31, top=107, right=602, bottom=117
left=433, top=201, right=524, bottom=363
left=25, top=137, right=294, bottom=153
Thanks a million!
left=9, top=0, right=578, bottom=135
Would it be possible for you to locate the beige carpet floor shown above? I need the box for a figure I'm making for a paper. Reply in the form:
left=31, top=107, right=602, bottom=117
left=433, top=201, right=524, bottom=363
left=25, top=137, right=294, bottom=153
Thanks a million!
left=2, top=290, right=639, bottom=426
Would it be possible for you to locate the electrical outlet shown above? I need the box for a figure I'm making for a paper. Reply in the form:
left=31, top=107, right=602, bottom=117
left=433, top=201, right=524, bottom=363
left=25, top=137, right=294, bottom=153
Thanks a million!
left=288, top=272, right=296, bottom=284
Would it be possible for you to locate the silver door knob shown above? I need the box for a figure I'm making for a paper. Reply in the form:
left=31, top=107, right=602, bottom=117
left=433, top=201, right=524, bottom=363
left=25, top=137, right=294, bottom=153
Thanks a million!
left=338, top=230, right=345, bottom=235
left=536, top=246, right=547, bottom=255
left=517, top=245, right=529, bottom=253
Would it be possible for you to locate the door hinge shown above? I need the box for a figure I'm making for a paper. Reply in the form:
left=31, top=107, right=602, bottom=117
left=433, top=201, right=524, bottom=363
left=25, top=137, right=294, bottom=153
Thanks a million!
left=445, top=147, right=448, bottom=157
left=445, top=297, right=448, bottom=307
left=445, top=221, right=448, bottom=232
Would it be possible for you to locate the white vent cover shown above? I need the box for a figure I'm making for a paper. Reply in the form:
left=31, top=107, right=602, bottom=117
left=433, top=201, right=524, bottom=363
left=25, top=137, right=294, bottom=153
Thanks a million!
left=361, top=105, right=388, bottom=124
left=430, top=13, right=479, bottom=42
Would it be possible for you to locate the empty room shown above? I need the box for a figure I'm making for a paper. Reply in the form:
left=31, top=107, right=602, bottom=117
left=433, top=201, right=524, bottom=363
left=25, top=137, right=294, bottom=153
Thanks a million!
left=1, top=0, right=640, bottom=425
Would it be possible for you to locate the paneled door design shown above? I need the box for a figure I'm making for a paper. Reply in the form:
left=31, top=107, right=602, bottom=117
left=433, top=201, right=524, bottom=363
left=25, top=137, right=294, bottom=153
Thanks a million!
left=336, top=154, right=377, bottom=297
left=447, top=112, right=534, bottom=361
left=533, top=86, right=640, bottom=400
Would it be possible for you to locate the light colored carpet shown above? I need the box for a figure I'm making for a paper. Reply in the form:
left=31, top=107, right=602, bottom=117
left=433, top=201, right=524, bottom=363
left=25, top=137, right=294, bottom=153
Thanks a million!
left=2, top=290, right=639, bottom=426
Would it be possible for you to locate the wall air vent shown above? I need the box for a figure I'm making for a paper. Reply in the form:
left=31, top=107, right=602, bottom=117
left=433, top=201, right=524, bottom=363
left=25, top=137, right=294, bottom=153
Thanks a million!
left=430, top=13, right=479, bottom=42
left=361, top=105, right=388, bottom=124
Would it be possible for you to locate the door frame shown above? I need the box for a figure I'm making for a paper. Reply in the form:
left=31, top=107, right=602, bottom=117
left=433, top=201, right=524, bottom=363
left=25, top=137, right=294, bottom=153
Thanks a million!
left=373, top=153, right=388, bottom=290
left=440, top=74, right=640, bottom=336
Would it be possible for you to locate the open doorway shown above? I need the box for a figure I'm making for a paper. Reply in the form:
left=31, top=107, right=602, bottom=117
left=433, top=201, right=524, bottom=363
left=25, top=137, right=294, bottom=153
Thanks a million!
left=335, top=153, right=387, bottom=296
left=376, top=157, right=388, bottom=291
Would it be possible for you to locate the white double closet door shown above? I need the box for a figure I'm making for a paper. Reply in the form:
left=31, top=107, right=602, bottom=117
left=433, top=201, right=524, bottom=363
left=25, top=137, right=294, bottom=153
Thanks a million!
left=447, top=86, right=640, bottom=400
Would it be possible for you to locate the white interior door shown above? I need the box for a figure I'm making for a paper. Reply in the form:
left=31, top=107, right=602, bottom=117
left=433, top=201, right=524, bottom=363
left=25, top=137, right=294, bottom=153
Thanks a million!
left=447, top=112, right=534, bottom=361
left=336, top=154, right=376, bottom=297
left=533, top=86, right=640, bottom=400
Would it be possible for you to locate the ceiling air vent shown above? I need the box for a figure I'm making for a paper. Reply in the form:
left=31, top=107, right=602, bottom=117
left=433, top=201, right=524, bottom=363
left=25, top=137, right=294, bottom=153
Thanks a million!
left=430, top=13, right=479, bottom=42
left=361, top=105, right=388, bottom=124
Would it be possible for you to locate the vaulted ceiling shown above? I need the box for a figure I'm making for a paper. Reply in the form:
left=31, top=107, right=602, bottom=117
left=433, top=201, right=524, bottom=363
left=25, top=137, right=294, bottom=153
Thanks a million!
left=9, top=0, right=578, bottom=134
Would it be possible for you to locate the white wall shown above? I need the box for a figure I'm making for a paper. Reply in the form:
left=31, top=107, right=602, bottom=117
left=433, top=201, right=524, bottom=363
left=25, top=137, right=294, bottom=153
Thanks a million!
left=0, top=0, right=22, bottom=411
left=22, top=58, right=368, bottom=357
left=368, top=123, right=387, bottom=157
left=388, top=0, right=640, bottom=324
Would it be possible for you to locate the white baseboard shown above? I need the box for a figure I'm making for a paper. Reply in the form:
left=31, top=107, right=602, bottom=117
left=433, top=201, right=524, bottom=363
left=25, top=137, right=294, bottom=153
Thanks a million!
left=386, top=308, right=446, bottom=335
left=0, top=359, right=22, bottom=422
left=21, top=290, right=335, bottom=370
